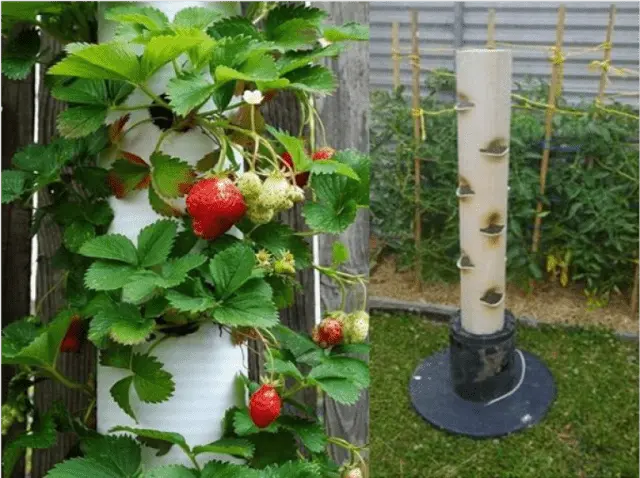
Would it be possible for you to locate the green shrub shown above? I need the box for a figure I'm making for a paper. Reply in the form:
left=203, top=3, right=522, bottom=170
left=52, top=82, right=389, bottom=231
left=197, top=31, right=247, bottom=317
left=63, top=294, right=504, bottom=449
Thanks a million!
left=371, top=75, right=639, bottom=304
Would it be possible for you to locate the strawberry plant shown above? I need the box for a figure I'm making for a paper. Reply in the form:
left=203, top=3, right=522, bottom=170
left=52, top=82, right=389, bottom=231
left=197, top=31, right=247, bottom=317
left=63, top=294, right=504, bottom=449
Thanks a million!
left=2, top=3, right=370, bottom=477
left=371, top=77, right=638, bottom=305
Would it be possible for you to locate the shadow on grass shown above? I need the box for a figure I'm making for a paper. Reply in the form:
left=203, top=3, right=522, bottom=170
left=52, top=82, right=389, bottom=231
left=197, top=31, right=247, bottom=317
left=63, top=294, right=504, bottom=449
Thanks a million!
left=370, top=313, right=639, bottom=478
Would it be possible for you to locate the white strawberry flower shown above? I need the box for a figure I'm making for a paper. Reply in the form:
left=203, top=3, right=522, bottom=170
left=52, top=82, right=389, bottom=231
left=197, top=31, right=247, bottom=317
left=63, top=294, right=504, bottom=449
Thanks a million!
left=243, top=89, right=264, bottom=105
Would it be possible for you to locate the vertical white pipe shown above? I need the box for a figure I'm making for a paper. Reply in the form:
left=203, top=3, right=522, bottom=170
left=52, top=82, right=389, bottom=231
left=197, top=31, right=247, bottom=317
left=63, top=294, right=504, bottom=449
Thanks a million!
left=456, top=49, right=512, bottom=335
left=97, top=3, right=246, bottom=468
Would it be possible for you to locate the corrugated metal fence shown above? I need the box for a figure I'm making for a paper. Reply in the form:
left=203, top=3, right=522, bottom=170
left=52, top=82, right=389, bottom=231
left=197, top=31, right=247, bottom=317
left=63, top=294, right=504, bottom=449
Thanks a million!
left=370, top=2, right=639, bottom=106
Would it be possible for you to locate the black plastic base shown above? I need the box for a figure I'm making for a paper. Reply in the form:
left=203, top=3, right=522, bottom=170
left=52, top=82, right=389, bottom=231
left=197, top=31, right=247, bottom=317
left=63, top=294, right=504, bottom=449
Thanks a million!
left=409, top=348, right=556, bottom=438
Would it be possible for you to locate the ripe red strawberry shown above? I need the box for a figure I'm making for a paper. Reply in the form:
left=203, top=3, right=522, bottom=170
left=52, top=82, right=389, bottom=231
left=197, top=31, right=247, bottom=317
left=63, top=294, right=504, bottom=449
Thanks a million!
left=186, top=177, right=247, bottom=240
left=60, top=316, right=83, bottom=353
left=313, top=317, right=344, bottom=348
left=249, top=384, right=281, bottom=428
left=282, top=147, right=335, bottom=187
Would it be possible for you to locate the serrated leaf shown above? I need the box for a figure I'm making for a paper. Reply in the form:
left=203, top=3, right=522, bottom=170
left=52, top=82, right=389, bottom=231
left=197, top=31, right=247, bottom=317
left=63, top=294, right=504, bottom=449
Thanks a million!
left=100, top=342, right=133, bottom=369
left=79, top=234, right=138, bottom=265
left=309, top=356, right=369, bottom=388
left=63, top=221, right=96, bottom=253
left=52, top=79, right=135, bottom=106
left=331, top=241, right=349, bottom=267
left=215, top=54, right=279, bottom=85
left=48, top=42, right=141, bottom=81
left=91, top=302, right=154, bottom=346
left=149, top=186, right=182, bottom=217
left=265, top=126, right=312, bottom=172
left=331, top=149, right=369, bottom=206
left=1, top=170, right=30, bottom=204
left=303, top=175, right=358, bottom=234
left=110, top=426, right=188, bottom=454
left=265, top=358, right=303, bottom=381
left=208, top=16, right=262, bottom=40
left=143, top=465, right=198, bottom=478
left=192, top=438, right=255, bottom=458
left=122, top=271, right=162, bottom=304
left=81, top=434, right=142, bottom=477
left=57, top=106, right=107, bottom=139
left=108, top=153, right=151, bottom=198
left=285, top=65, right=335, bottom=95
left=150, top=152, right=195, bottom=199
left=104, top=5, right=169, bottom=31
left=276, top=44, right=343, bottom=75
left=209, top=243, right=255, bottom=298
left=250, top=223, right=311, bottom=268
left=264, top=5, right=327, bottom=34
left=45, top=457, right=124, bottom=478
left=160, top=254, right=207, bottom=287
left=2, top=318, right=42, bottom=357
left=322, top=22, right=369, bottom=42
left=111, top=376, right=136, bottom=421
left=2, top=28, right=40, bottom=80
left=270, top=325, right=318, bottom=359
left=200, top=461, right=260, bottom=478
left=137, top=220, right=178, bottom=267
left=131, top=354, right=175, bottom=403
left=85, top=262, right=137, bottom=291
left=311, top=377, right=361, bottom=405
left=173, top=7, right=222, bottom=30
left=214, top=279, right=278, bottom=327
left=233, top=408, right=278, bottom=436
left=165, top=291, right=216, bottom=313
left=277, top=416, right=327, bottom=454
left=167, top=73, right=215, bottom=116
left=140, top=34, right=204, bottom=80
left=310, top=160, right=359, bottom=181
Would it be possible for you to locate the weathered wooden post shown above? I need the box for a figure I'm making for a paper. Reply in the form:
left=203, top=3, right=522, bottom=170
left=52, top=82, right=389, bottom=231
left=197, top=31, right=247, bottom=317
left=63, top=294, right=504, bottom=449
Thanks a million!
left=409, top=49, right=555, bottom=438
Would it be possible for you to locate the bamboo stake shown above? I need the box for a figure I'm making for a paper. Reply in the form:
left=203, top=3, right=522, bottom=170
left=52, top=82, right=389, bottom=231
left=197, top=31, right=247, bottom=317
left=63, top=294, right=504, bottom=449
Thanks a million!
left=597, top=5, right=616, bottom=102
left=632, top=262, right=639, bottom=318
left=392, top=21, right=401, bottom=90
left=531, top=5, right=566, bottom=253
left=410, top=11, right=422, bottom=288
left=487, top=8, right=496, bottom=49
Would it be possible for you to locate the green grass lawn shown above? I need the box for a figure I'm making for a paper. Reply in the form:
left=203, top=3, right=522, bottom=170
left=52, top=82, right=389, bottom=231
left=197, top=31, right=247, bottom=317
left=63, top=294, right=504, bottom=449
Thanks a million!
left=370, top=313, right=639, bottom=478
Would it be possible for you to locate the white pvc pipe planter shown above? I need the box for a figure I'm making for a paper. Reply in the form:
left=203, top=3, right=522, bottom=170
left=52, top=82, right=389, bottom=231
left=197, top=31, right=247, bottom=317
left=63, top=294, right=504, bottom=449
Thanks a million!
left=97, top=3, right=246, bottom=468
left=456, top=49, right=512, bottom=335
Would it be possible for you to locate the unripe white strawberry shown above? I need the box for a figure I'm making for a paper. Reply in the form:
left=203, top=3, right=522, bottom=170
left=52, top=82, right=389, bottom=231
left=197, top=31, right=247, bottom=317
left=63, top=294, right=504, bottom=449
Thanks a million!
left=260, top=174, right=294, bottom=212
left=325, top=310, right=348, bottom=325
left=236, top=172, right=263, bottom=200
left=344, top=310, right=369, bottom=344
left=287, top=185, right=305, bottom=203
left=342, top=467, right=363, bottom=478
left=274, top=251, right=295, bottom=275
left=247, top=205, right=274, bottom=225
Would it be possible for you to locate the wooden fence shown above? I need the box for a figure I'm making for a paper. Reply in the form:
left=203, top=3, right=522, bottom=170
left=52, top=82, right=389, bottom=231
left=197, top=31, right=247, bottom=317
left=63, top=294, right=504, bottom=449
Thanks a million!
left=0, top=3, right=369, bottom=475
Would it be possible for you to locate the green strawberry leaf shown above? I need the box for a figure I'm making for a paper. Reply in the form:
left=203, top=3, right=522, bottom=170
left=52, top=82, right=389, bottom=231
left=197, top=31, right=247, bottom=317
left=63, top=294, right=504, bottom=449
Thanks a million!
left=51, top=79, right=135, bottom=106
left=270, top=325, right=319, bottom=359
left=285, top=65, right=336, bottom=95
left=214, top=279, right=278, bottom=327
left=110, top=376, right=136, bottom=421
left=137, top=220, right=178, bottom=267
left=1, top=28, right=40, bottom=80
left=265, top=358, right=303, bottom=381
left=331, top=241, right=349, bottom=267
left=277, top=416, right=327, bottom=454
left=322, top=22, right=369, bottom=42
left=209, top=243, right=256, bottom=299
left=1, top=170, right=30, bottom=204
left=192, top=438, right=255, bottom=458
left=122, top=271, right=162, bottom=304
left=200, top=461, right=260, bottom=478
left=2, top=318, right=42, bottom=357
left=104, top=5, right=169, bottom=31
left=109, top=426, right=188, bottom=455
left=63, top=221, right=96, bottom=253
left=150, top=152, right=195, bottom=199
left=148, top=186, right=182, bottom=218
left=45, top=458, right=126, bottom=478
left=208, top=16, right=263, bottom=40
left=310, top=159, right=359, bottom=181
left=265, top=126, right=312, bottom=172
left=48, top=42, right=141, bottom=81
left=160, top=254, right=207, bottom=287
left=109, top=153, right=151, bottom=199
left=92, top=302, right=154, bottom=345
left=310, top=377, right=361, bottom=405
left=140, top=34, right=204, bottom=80
left=173, top=7, right=222, bottom=30
left=79, top=233, right=138, bottom=265
left=131, top=353, right=175, bottom=403
left=276, top=44, right=343, bottom=75
left=143, top=465, right=199, bottom=478
left=249, top=222, right=311, bottom=269
left=303, top=175, right=358, bottom=234
left=85, top=262, right=138, bottom=291
left=331, top=149, right=370, bottom=206
left=214, top=53, right=279, bottom=85
left=57, top=106, right=108, bottom=139
left=165, top=290, right=216, bottom=313
left=233, top=408, right=278, bottom=436
left=309, top=356, right=369, bottom=389
left=167, top=73, right=216, bottom=117
left=80, top=434, right=142, bottom=477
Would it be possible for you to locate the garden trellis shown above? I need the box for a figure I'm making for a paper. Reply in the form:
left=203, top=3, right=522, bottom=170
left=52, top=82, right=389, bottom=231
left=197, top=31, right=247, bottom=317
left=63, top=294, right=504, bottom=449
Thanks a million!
left=389, top=5, right=639, bottom=312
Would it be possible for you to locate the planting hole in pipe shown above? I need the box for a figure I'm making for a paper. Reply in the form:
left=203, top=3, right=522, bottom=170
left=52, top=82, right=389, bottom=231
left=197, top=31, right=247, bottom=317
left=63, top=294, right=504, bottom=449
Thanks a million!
left=148, top=93, right=196, bottom=132
left=457, top=251, right=474, bottom=270
left=455, top=93, right=475, bottom=112
left=480, top=211, right=505, bottom=237
left=480, top=287, right=504, bottom=307
left=480, top=138, right=509, bottom=158
left=456, top=176, right=475, bottom=198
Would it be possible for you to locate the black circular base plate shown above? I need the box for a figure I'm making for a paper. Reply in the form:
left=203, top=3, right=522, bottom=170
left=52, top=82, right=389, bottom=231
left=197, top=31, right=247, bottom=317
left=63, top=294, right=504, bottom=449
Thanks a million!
left=409, top=348, right=556, bottom=438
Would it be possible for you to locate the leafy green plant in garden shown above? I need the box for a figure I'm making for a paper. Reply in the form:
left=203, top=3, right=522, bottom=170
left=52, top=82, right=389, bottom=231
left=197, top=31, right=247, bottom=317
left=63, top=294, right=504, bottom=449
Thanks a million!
left=371, top=74, right=638, bottom=305
left=2, top=3, right=370, bottom=477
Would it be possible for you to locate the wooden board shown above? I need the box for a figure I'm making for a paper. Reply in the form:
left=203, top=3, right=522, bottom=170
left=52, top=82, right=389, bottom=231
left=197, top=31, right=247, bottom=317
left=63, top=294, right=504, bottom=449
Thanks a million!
left=315, top=2, right=370, bottom=465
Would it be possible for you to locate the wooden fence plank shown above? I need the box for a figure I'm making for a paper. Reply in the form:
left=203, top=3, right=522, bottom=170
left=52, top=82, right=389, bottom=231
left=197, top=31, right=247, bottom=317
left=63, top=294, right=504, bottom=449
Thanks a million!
left=31, top=34, right=96, bottom=478
left=315, top=2, right=370, bottom=465
left=1, top=24, right=36, bottom=478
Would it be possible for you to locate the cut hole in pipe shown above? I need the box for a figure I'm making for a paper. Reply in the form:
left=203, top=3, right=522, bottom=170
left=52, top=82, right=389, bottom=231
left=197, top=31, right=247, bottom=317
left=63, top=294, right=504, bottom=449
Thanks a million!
left=148, top=93, right=196, bottom=132
left=480, top=287, right=504, bottom=307
left=480, top=211, right=505, bottom=237
left=456, top=176, right=475, bottom=198
left=457, top=252, right=474, bottom=270
left=455, top=93, right=474, bottom=112
left=480, top=138, right=509, bottom=157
